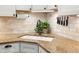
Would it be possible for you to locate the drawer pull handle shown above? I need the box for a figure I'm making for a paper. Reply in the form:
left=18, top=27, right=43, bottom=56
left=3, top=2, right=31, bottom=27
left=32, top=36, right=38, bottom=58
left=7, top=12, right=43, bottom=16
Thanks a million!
left=4, top=45, right=12, bottom=48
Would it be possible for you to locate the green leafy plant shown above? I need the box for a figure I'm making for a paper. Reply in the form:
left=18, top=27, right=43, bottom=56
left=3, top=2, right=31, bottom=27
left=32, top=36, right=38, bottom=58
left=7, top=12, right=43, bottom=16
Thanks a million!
left=34, top=20, right=49, bottom=35
left=34, top=20, right=43, bottom=35
left=42, top=21, right=49, bottom=29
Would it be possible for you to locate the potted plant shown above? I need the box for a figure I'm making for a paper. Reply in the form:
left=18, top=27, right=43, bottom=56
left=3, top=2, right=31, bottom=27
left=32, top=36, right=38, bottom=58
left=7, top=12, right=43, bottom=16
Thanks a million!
left=34, top=20, right=43, bottom=35
left=34, top=20, right=50, bottom=35
left=42, top=21, right=49, bottom=34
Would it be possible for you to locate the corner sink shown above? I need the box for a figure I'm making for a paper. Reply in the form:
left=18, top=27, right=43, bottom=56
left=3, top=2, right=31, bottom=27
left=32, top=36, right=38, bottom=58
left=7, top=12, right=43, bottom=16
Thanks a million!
left=20, top=35, right=54, bottom=42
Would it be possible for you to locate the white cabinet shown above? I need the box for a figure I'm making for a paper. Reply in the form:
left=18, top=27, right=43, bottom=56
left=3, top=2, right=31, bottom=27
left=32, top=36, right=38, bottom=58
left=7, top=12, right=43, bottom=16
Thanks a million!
left=20, top=42, right=39, bottom=53
left=32, top=5, right=56, bottom=11
left=0, top=42, right=19, bottom=53
left=16, top=5, right=31, bottom=10
left=15, top=5, right=57, bottom=12
left=0, top=42, right=39, bottom=53
left=32, top=5, right=47, bottom=11
left=32, top=5, right=57, bottom=12
left=0, top=42, right=49, bottom=53
left=39, top=46, right=48, bottom=53
left=47, top=5, right=57, bottom=10
left=16, top=5, right=57, bottom=11
left=58, top=5, right=79, bottom=15
left=0, top=5, right=16, bottom=16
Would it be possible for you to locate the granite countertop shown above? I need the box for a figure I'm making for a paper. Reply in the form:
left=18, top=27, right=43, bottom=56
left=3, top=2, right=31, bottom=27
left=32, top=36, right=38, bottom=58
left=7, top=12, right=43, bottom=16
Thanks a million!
left=0, top=33, right=79, bottom=53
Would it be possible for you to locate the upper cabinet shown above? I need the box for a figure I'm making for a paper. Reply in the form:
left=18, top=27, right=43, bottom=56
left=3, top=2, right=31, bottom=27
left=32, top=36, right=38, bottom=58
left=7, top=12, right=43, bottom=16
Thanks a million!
left=16, top=5, right=31, bottom=10
left=16, top=5, right=57, bottom=13
left=47, top=5, right=57, bottom=10
left=0, top=5, right=57, bottom=17
left=32, top=5, right=47, bottom=11
left=58, top=5, right=79, bottom=15
left=32, top=5, right=57, bottom=12
left=0, top=5, right=16, bottom=17
left=16, top=5, right=31, bottom=14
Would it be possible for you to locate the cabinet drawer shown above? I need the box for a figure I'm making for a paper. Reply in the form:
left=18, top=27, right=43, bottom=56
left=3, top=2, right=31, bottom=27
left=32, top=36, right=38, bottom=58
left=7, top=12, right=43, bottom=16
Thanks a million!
left=0, top=42, right=19, bottom=53
left=20, top=42, right=39, bottom=53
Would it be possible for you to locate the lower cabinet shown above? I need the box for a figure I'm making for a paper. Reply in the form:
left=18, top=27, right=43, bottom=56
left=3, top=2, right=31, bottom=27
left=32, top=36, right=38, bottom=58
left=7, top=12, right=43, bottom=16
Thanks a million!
left=0, top=42, right=19, bottom=53
left=0, top=42, right=48, bottom=53
left=20, top=42, right=39, bottom=53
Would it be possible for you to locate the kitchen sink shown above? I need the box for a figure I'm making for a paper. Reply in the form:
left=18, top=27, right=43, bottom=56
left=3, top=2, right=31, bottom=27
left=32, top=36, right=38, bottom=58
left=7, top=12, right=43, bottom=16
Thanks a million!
left=20, top=35, right=54, bottom=42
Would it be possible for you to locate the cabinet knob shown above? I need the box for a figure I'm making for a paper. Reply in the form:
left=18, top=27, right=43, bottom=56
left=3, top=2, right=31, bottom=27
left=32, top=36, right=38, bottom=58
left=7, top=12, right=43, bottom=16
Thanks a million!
left=44, top=8, right=46, bottom=10
left=30, top=8, right=32, bottom=10
left=16, top=14, right=17, bottom=17
left=4, top=45, right=12, bottom=48
left=13, top=14, right=17, bottom=17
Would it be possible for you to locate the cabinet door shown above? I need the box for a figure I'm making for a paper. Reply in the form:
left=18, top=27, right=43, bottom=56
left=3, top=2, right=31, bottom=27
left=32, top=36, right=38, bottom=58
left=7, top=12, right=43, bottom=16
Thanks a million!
left=58, top=5, right=79, bottom=15
left=32, top=5, right=47, bottom=11
left=39, top=46, right=48, bottom=53
left=47, top=5, right=57, bottom=10
left=0, top=5, right=16, bottom=16
left=0, top=42, right=19, bottom=53
left=16, top=5, right=31, bottom=10
left=20, top=42, right=39, bottom=53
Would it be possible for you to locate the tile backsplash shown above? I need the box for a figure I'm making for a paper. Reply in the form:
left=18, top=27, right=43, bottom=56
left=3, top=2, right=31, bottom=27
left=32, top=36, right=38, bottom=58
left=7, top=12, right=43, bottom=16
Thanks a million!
left=0, top=13, right=47, bottom=34
left=0, top=11, right=79, bottom=41
left=47, top=12, right=79, bottom=40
